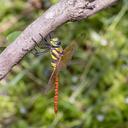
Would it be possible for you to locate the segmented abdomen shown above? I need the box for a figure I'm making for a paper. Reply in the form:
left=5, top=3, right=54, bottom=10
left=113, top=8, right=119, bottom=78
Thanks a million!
left=54, top=75, right=59, bottom=113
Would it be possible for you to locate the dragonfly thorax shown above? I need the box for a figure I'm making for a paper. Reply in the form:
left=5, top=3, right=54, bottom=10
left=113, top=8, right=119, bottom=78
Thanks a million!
left=50, top=38, right=61, bottom=48
left=50, top=38, right=63, bottom=69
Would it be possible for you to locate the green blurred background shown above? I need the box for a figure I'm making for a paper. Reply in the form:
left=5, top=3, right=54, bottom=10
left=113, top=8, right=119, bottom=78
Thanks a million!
left=0, top=0, right=128, bottom=128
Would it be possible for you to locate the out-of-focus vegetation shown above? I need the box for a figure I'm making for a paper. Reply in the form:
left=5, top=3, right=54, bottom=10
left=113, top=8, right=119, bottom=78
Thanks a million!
left=0, top=0, right=128, bottom=128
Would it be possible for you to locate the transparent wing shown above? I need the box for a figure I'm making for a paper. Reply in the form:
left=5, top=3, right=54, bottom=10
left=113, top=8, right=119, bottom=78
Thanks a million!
left=45, top=69, right=56, bottom=93
left=45, top=61, right=60, bottom=93
left=58, top=42, right=77, bottom=70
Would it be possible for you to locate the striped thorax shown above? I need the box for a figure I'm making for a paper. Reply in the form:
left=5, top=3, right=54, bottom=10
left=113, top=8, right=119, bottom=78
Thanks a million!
left=50, top=38, right=63, bottom=69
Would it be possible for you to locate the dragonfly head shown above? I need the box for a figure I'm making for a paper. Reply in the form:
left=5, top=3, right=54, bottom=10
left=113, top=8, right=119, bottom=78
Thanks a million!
left=50, top=38, right=61, bottom=47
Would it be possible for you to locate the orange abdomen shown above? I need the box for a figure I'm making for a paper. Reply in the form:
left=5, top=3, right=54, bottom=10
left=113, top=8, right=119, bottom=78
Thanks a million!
left=54, top=76, right=59, bottom=113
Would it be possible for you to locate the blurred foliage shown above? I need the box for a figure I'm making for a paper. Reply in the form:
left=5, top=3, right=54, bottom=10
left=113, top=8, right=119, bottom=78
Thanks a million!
left=0, top=0, right=128, bottom=128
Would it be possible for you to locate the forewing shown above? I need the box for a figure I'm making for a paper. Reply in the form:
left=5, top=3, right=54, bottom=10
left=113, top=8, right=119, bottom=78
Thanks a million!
left=45, top=60, right=60, bottom=93
left=45, top=68, right=56, bottom=93
left=59, top=42, right=77, bottom=70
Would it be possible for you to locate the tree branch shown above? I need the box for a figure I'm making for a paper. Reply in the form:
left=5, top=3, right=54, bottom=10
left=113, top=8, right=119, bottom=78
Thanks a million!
left=0, top=0, right=118, bottom=80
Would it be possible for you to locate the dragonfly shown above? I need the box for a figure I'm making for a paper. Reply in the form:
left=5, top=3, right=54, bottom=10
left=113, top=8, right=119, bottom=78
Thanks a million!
left=32, top=34, right=77, bottom=113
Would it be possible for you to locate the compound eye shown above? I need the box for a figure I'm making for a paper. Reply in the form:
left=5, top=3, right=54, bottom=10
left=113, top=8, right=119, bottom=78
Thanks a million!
left=57, top=41, right=61, bottom=45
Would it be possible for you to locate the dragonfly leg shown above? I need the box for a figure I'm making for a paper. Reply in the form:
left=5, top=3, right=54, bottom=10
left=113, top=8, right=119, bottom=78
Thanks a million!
left=32, top=37, right=40, bottom=47
left=39, top=33, right=50, bottom=47
left=48, top=33, right=52, bottom=40
left=32, top=36, right=50, bottom=49
left=32, top=48, right=49, bottom=56
left=31, top=36, right=50, bottom=56
left=31, top=48, right=39, bottom=56
left=22, top=47, right=40, bottom=56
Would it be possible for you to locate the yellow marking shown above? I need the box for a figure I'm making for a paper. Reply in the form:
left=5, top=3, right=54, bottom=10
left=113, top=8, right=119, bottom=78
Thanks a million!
left=52, top=50, right=60, bottom=58
left=50, top=40, right=54, bottom=45
left=51, top=54, right=58, bottom=60
left=51, top=62, right=56, bottom=69
left=56, top=47, right=63, bottom=53
left=52, top=38, right=58, bottom=42
left=50, top=38, right=59, bottom=46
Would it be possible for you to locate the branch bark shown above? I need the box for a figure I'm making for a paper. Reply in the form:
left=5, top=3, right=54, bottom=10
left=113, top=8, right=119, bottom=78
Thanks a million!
left=0, top=0, right=118, bottom=80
